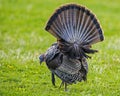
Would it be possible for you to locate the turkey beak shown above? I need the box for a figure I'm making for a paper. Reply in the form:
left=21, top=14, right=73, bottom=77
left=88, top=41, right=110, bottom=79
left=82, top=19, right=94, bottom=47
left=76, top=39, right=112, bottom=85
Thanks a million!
left=40, top=60, right=43, bottom=64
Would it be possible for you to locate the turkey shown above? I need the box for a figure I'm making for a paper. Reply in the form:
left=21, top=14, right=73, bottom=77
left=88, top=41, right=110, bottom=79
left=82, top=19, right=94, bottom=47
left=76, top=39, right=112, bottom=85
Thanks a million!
left=39, top=3, right=104, bottom=90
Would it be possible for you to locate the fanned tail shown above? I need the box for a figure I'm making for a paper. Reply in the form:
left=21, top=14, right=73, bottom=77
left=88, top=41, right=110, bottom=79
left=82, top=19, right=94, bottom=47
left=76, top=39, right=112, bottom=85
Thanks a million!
left=45, top=4, right=104, bottom=59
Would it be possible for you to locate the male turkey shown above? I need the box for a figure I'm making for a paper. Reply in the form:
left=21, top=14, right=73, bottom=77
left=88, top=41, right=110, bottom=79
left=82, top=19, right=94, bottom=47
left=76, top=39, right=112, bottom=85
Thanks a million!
left=39, top=4, right=104, bottom=90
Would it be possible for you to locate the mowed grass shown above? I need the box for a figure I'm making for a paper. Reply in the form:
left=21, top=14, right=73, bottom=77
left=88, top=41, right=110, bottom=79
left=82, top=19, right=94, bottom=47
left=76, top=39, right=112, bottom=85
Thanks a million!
left=0, top=0, right=120, bottom=96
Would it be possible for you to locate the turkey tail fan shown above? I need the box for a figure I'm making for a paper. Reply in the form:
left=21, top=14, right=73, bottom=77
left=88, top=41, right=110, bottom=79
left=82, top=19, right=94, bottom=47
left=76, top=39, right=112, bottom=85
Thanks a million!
left=45, top=4, right=104, bottom=59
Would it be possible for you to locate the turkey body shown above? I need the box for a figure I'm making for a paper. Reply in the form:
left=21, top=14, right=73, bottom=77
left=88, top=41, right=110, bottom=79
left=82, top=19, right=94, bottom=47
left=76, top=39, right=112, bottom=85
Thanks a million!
left=40, top=43, right=88, bottom=90
left=39, top=3, right=104, bottom=90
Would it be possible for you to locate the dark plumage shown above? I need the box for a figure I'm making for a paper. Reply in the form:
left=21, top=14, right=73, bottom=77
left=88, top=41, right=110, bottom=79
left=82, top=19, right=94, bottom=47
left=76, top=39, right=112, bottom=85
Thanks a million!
left=39, top=3, right=104, bottom=90
left=40, top=43, right=88, bottom=90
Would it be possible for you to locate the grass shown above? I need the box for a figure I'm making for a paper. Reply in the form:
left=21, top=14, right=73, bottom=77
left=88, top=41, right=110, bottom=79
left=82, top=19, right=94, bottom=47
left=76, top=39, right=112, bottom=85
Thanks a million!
left=0, top=0, right=120, bottom=96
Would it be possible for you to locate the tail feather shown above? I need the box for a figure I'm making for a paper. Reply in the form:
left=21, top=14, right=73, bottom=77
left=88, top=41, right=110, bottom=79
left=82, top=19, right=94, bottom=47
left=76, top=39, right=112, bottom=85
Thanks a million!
left=45, top=4, right=104, bottom=59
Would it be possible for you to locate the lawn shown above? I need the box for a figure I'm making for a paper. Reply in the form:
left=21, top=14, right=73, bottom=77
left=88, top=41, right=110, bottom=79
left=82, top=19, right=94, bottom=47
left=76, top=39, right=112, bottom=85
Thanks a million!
left=0, top=0, right=120, bottom=96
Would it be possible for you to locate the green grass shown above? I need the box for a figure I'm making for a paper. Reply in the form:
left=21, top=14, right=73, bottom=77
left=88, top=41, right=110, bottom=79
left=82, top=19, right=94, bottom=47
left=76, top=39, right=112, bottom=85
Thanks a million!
left=0, top=0, right=120, bottom=96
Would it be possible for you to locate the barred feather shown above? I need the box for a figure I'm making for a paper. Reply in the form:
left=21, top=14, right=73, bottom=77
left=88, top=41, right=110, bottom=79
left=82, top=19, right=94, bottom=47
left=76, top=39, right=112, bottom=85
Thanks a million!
left=40, top=43, right=88, bottom=85
left=39, top=3, right=104, bottom=90
left=45, top=4, right=104, bottom=59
